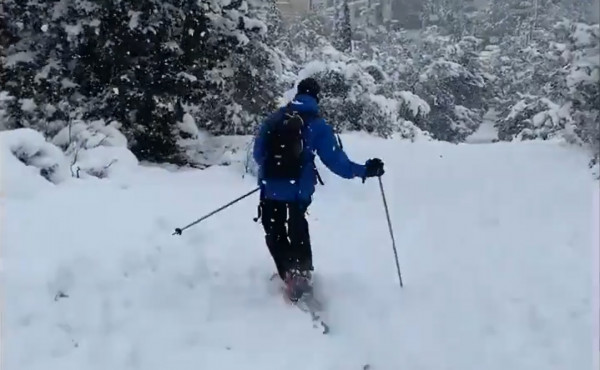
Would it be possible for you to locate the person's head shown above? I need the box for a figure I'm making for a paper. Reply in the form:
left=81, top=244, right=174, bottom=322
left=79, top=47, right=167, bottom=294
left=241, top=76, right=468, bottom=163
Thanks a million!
left=296, top=77, right=321, bottom=102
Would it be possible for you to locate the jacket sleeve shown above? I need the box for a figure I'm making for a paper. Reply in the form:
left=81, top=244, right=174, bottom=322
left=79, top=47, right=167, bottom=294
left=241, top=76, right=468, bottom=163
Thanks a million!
left=314, top=120, right=366, bottom=179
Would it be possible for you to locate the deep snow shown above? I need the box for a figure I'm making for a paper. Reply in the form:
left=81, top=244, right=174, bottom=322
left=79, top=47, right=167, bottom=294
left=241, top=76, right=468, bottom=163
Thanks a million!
left=1, top=130, right=598, bottom=370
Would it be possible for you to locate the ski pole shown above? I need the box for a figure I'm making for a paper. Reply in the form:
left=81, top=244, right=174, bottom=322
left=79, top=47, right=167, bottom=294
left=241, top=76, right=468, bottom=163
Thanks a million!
left=173, top=187, right=260, bottom=236
left=378, top=176, right=404, bottom=288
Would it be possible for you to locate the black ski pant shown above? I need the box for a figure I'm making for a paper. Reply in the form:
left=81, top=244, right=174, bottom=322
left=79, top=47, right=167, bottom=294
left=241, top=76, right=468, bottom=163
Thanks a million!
left=259, top=198, right=312, bottom=280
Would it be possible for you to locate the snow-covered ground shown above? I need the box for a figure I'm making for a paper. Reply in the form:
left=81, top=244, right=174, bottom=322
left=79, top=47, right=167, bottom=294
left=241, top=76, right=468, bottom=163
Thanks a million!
left=2, top=129, right=598, bottom=370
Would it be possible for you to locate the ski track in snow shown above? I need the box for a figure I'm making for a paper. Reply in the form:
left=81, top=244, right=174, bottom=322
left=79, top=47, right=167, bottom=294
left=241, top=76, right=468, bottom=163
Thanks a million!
left=2, top=134, right=598, bottom=370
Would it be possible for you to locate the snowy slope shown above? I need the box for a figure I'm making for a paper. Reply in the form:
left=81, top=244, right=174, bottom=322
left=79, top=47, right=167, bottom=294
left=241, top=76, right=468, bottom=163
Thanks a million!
left=2, top=130, right=598, bottom=370
left=465, top=109, right=499, bottom=144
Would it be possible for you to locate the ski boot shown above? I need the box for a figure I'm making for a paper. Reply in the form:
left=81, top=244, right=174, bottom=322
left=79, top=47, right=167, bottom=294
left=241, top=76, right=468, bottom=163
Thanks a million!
left=284, top=268, right=312, bottom=302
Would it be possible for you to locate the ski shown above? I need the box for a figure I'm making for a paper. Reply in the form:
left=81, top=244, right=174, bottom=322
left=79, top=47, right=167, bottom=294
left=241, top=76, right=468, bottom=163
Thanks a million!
left=271, top=273, right=330, bottom=334
left=284, top=287, right=330, bottom=334
left=289, top=291, right=329, bottom=334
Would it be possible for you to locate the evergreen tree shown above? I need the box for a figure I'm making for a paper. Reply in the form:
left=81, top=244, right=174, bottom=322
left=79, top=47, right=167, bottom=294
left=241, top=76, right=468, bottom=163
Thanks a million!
left=421, top=0, right=478, bottom=39
left=1, top=0, right=284, bottom=165
left=354, top=0, right=379, bottom=47
left=334, top=0, right=352, bottom=52
left=2, top=0, right=597, bottom=166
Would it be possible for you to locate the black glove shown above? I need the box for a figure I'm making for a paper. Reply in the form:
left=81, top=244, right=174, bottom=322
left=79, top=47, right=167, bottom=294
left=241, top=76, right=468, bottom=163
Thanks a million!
left=363, top=158, right=385, bottom=182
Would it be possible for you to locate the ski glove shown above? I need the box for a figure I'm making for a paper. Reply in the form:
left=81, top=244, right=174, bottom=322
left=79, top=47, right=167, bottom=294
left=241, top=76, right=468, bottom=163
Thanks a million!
left=363, top=158, right=385, bottom=182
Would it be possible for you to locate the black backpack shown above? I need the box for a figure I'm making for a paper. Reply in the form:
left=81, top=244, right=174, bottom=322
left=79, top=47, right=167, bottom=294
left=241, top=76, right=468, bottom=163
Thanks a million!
left=262, top=105, right=310, bottom=181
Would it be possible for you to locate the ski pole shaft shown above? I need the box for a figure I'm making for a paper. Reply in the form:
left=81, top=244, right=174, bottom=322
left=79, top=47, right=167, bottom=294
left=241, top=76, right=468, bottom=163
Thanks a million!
left=378, top=176, right=403, bottom=288
left=173, top=187, right=260, bottom=235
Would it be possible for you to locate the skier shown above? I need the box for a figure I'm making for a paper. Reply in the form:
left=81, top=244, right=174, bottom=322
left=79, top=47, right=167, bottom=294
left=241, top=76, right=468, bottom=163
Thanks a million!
left=253, top=77, right=385, bottom=300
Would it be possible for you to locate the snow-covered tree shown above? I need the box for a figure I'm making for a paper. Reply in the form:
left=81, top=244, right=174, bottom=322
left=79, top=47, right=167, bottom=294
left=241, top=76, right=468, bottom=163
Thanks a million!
left=421, top=0, right=478, bottom=38
left=561, top=21, right=600, bottom=156
left=1, top=0, right=286, bottom=165
left=2, top=0, right=596, bottom=167
left=333, top=0, right=352, bottom=53
left=492, top=17, right=599, bottom=161
left=296, top=56, right=425, bottom=140
left=399, top=28, right=488, bottom=141
left=0, top=92, right=12, bottom=130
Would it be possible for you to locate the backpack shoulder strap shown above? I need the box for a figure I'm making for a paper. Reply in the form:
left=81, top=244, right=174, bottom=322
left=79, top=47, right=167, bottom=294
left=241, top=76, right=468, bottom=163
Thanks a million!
left=283, top=102, right=321, bottom=122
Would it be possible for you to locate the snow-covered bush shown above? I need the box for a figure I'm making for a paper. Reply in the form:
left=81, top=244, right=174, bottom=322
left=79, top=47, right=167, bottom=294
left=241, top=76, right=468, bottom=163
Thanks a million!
left=51, top=119, right=138, bottom=179
left=394, top=91, right=431, bottom=124
left=497, top=95, right=580, bottom=142
left=0, top=128, right=70, bottom=184
left=52, top=120, right=128, bottom=150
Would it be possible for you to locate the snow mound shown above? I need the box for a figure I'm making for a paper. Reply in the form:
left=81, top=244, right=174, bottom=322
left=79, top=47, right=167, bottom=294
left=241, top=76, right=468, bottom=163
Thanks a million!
left=0, top=128, right=70, bottom=197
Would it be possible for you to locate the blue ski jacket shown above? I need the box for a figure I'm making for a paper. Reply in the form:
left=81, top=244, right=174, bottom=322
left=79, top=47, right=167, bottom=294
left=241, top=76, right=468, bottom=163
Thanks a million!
left=253, top=94, right=366, bottom=203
